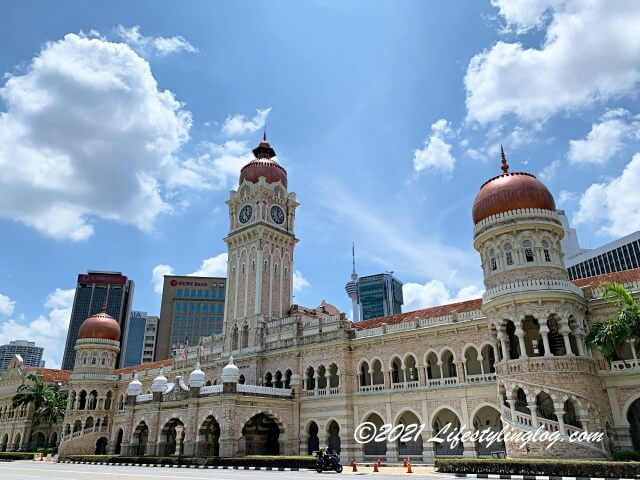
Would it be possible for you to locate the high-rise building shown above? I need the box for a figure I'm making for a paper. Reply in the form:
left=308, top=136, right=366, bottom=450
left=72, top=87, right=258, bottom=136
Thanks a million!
left=61, top=271, right=134, bottom=370
left=566, top=231, right=640, bottom=281
left=155, top=275, right=226, bottom=360
left=122, top=311, right=147, bottom=367
left=0, top=340, right=44, bottom=372
left=358, top=273, right=404, bottom=321
left=142, top=315, right=158, bottom=363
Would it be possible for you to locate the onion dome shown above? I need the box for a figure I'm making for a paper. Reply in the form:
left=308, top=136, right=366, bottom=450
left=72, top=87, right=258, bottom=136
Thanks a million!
left=472, top=146, right=556, bottom=224
left=151, top=368, right=168, bottom=393
left=221, top=356, right=240, bottom=383
left=239, top=131, right=287, bottom=188
left=77, top=303, right=121, bottom=341
left=189, top=361, right=205, bottom=388
left=127, top=373, right=142, bottom=396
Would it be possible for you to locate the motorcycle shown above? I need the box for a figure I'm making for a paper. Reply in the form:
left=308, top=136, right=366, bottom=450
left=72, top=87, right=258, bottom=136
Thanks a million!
left=315, top=451, right=343, bottom=473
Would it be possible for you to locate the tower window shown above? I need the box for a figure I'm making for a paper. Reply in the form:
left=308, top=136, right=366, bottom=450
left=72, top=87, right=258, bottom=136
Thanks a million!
left=523, top=240, right=534, bottom=262
left=504, top=243, right=513, bottom=265
left=542, top=240, right=551, bottom=262
left=489, top=249, right=497, bottom=271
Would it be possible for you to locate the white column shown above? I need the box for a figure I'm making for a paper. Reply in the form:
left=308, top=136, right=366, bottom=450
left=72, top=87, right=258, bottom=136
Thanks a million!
left=255, top=249, right=263, bottom=315
left=515, top=327, right=528, bottom=359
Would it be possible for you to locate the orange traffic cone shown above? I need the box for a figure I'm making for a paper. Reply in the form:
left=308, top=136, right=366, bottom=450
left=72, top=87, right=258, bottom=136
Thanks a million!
left=373, top=461, right=379, bottom=472
left=351, top=458, right=358, bottom=472
left=407, top=461, right=413, bottom=474
left=403, top=457, right=408, bottom=467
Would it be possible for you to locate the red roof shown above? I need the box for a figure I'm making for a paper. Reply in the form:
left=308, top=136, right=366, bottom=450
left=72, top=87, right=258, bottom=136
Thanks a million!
left=24, top=367, right=71, bottom=384
left=115, top=358, right=173, bottom=375
left=572, top=268, right=640, bottom=288
left=353, top=298, right=483, bottom=330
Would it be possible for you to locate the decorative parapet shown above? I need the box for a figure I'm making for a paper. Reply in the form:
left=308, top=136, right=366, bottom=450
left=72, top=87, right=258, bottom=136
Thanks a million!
left=135, top=393, right=153, bottom=403
left=200, top=384, right=223, bottom=395
left=496, top=355, right=598, bottom=376
left=483, top=278, right=584, bottom=303
left=237, top=384, right=292, bottom=397
left=473, top=208, right=561, bottom=237
left=353, top=310, right=484, bottom=339
left=70, top=373, right=118, bottom=381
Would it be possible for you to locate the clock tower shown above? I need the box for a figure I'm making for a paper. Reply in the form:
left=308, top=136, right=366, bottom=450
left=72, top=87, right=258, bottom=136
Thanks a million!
left=223, top=133, right=299, bottom=352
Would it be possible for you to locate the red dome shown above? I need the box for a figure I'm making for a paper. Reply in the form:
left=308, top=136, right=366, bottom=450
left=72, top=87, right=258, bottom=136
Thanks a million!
left=78, top=311, right=121, bottom=341
left=239, top=137, right=287, bottom=188
left=472, top=148, right=556, bottom=224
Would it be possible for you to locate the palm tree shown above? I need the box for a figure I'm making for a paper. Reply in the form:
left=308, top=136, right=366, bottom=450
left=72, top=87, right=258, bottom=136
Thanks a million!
left=586, top=282, right=640, bottom=365
left=12, top=373, right=67, bottom=452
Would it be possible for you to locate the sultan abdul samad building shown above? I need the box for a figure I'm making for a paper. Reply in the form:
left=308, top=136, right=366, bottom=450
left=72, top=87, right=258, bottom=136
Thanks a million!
left=1, top=137, right=640, bottom=460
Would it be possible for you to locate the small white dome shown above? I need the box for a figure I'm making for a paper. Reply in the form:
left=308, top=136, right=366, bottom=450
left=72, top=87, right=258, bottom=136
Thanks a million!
left=189, top=361, right=206, bottom=388
left=127, top=373, right=142, bottom=396
left=151, top=367, right=168, bottom=393
left=221, top=356, right=240, bottom=383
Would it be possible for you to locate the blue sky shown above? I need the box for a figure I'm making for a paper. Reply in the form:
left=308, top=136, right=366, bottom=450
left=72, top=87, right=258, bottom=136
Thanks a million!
left=1, top=1, right=640, bottom=368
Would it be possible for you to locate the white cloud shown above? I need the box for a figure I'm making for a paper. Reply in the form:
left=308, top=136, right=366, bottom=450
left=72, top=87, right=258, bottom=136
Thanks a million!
left=413, top=119, right=456, bottom=174
left=0, top=288, right=75, bottom=369
left=184, top=140, right=255, bottom=190
left=115, top=25, right=196, bottom=57
left=191, top=253, right=228, bottom=277
left=557, top=190, right=577, bottom=206
left=152, top=253, right=229, bottom=294
left=466, top=2, right=640, bottom=123
left=403, top=280, right=483, bottom=312
left=222, top=108, right=272, bottom=137
left=293, top=271, right=310, bottom=292
left=538, top=159, right=560, bottom=181
left=568, top=109, right=640, bottom=165
left=151, top=264, right=174, bottom=295
left=575, top=153, right=640, bottom=236
left=0, top=294, right=15, bottom=316
left=0, top=32, right=210, bottom=240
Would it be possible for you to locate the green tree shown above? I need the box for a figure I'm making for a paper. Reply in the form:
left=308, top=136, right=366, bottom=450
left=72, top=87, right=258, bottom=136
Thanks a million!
left=586, top=282, right=640, bottom=365
left=12, top=373, right=67, bottom=453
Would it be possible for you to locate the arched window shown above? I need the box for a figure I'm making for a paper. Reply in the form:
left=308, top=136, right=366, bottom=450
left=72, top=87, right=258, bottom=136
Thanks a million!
left=489, top=249, right=497, bottom=271
left=523, top=240, right=534, bottom=262
left=242, top=324, right=249, bottom=349
left=504, top=243, right=513, bottom=265
left=231, top=326, right=239, bottom=351
left=542, top=240, right=551, bottom=262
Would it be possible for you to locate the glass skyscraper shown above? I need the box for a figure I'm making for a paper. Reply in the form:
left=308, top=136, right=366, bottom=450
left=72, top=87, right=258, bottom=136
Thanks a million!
left=358, top=273, right=404, bottom=321
left=122, top=311, right=147, bottom=368
left=61, top=271, right=134, bottom=370
left=155, top=275, right=226, bottom=360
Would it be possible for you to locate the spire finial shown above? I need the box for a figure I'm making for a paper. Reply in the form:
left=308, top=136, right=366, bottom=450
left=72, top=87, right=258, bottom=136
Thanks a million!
left=100, top=300, right=107, bottom=313
left=352, top=242, right=356, bottom=275
left=263, top=125, right=267, bottom=142
left=500, top=144, right=509, bottom=173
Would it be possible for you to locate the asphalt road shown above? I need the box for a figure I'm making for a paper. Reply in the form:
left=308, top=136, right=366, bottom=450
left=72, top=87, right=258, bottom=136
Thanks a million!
left=0, top=461, right=458, bottom=479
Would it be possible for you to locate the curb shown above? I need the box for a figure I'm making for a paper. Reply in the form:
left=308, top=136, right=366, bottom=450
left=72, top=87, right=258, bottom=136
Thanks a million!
left=61, top=460, right=303, bottom=471
left=452, top=474, right=637, bottom=480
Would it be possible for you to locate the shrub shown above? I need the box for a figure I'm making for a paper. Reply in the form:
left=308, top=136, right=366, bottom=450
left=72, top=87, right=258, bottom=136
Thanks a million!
left=0, top=452, right=37, bottom=461
left=613, top=450, right=640, bottom=462
left=435, top=458, right=640, bottom=478
left=61, top=455, right=317, bottom=469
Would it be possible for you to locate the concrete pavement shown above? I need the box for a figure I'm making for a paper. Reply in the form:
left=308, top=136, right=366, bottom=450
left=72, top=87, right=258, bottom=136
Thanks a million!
left=0, top=461, right=454, bottom=479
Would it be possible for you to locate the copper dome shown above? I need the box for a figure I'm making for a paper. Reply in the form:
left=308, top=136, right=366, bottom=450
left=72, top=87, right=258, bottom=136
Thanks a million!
left=78, top=311, right=121, bottom=342
left=472, top=148, right=555, bottom=224
left=239, top=135, right=287, bottom=188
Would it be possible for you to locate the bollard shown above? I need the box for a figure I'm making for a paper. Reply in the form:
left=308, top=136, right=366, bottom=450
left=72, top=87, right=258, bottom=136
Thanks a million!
left=351, top=458, right=358, bottom=472
left=403, top=457, right=408, bottom=467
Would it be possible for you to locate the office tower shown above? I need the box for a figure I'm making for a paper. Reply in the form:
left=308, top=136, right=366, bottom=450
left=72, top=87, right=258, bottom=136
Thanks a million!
left=0, top=340, right=44, bottom=372
left=358, top=273, right=404, bottom=321
left=155, top=275, right=226, bottom=360
left=61, top=271, right=134, bottom=370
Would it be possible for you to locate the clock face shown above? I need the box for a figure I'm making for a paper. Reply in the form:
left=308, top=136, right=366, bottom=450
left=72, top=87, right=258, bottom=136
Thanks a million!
left=239, top=205, right=253, bottom=224
left=270, top=205, right=285, bottom=225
